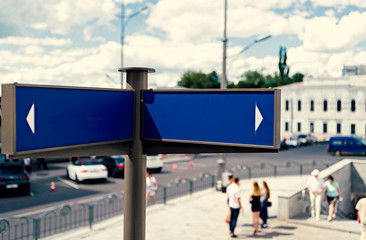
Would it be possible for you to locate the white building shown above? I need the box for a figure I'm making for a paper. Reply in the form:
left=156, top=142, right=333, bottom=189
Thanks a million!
left=279, top=72, right=366, bottom=141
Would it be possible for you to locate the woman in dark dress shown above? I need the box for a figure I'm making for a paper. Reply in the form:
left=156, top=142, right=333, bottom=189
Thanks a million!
left=249, top=181, right=261, bottom=235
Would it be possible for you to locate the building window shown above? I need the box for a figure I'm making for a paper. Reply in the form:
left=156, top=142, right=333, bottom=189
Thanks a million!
left=337, top=123, right=341, bottom=134
left=310, top=122, right=314, bottom=133
left=285, top=122, right=289, bottom=131
left=323, top=123, right=327, bottom=133
left=323, top=100, right=328, bottom=112
left=298, top=100, right=301, bottom=111
left=351, top=99, right=356, bottom=112
left=310, top=100, right=314, bottom=112
left=285, top=100, right=289, bottom=111
left=337, top=100, right=342, bottom=112
left=297, top=122, right=301, bottom=132
left=351, top=124, right=356, bottom=135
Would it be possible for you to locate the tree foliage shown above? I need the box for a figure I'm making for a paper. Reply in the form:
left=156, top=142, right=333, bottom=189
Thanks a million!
left=178, top=70, right=304, bottom=89
left=177, top=71, right=220, bottom=89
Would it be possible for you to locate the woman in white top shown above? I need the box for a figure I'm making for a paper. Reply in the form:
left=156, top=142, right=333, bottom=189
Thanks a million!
left=146, top=170, right=158, bottom=205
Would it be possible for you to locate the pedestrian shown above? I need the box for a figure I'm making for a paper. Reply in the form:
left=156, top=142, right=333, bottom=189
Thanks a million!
left=225, top=174, right=235, bottom=224
left=24, top=158, right=32, bottom=174
left=356, top=193, right=366, bottom=240
left=307, top=169, right=324, bottom=221
left=146, top=170, right=158, bottom=205
left=227, top=177, right=242, bottom=238
left=36, top=158, right=48, bottom=170
left=249, top=181, right=261, bottom=235
left=260, top=180, right=270, bottom=228
left=323, top=175, right=341, bottom=222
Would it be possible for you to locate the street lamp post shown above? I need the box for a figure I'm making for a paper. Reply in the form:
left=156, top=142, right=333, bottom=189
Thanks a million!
left=229, top=34, right=272, bottom=68
left=216, top=0, right=228, bottom=192
left=217, top=0, right=272, bottom=191
left=120, top=1, right=148, bottom=88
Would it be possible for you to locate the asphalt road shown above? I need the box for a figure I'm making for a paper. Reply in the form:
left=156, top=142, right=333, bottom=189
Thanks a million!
left=1, top=143, right=365, bottom=218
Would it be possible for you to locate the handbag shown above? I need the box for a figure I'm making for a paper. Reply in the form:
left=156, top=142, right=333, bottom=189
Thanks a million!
left=267, top=201, right=272, bottom=207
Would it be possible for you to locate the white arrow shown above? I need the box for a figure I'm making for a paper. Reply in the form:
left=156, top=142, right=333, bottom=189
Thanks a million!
left=26, top=103, right=35, bottom=134
left=255, top=104, right=263, bottom=133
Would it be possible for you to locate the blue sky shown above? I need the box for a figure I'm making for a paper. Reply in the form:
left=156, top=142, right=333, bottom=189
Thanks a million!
left=0, top=0, right=365, bottom=90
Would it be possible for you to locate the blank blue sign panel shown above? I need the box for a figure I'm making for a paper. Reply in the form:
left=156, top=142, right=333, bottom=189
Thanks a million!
left=143, top=91, right=276, bottom=147
left=15, top=86, right=134, bottom=152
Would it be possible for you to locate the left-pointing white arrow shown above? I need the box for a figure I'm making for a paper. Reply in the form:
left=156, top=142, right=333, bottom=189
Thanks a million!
left=26, top=104, right=35, bottom=134
left=255, top=104, right=263, bottom=133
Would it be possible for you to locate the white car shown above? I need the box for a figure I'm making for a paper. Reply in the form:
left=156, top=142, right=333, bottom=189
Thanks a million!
left=285, top=135, right=301, bottom=148
left=66, top=159, right=108, bottom=182
left=146, top=154, right=164, bottom=173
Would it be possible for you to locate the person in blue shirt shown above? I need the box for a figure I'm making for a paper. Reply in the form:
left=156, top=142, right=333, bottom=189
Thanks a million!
left=324, top=175, right=341, bottom=222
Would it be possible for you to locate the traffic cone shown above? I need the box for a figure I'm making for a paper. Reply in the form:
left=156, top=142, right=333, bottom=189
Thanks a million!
left=50, top=180, right=55, bottom=192
left=189, top=160, right=194, bottom=168
left=172, top=163, right=177, bottom=171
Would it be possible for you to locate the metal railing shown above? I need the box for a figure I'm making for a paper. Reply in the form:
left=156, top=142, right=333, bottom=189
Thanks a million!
left=0, top=159, right=337, bottom=240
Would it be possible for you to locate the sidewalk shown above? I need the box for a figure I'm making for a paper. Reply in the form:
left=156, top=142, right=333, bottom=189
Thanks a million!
left=49, top=176, right=361, bottom=240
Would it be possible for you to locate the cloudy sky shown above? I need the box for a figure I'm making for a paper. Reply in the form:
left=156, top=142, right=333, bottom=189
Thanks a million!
left=0, top=0, right=366, bottom=90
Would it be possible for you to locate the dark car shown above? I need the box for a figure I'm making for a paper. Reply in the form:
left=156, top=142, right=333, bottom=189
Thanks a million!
left=101, top=156, right=125, bottom=178
left=328, top=136, right=366, bottom=156
left=0, top=163, right=30, bottom=196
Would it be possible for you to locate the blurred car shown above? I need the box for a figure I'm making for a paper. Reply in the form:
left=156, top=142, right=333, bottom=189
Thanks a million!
left=101, top=156, right=125, bottom=178
left=285, top=135, right=301, bottom=148
left=328, top=136, right=366, bottom=156
left=147, top=154, right=164, bottom=173
left=297, top=134, right=313, bottom=146
left=0, top=163, right=30, bottom=196
left=66, top=158, right=108, bottom=182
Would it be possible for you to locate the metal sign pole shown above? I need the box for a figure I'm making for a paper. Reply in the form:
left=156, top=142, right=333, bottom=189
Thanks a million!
left=119, top=67, right=155, bottom=240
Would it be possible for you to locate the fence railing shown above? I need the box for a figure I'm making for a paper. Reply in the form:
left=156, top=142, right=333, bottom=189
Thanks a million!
left=0, top=159, right=337, bottom=240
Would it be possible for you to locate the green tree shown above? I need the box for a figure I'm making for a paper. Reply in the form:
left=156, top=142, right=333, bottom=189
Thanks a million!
left=292, top=73, right=304, bottom=83
left=279, top=46, right=289, bottom=79
left=177, top=71, right=220, bottom=89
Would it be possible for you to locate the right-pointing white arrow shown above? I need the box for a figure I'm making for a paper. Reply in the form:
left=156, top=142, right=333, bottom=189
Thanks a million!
left=255, top=104, right=263, bottom=133
left=26, top=103, right=35, bottom=134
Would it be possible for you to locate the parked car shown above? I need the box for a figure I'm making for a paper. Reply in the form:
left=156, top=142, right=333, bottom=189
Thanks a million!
left=328, top=136, right=366, bottom=156
left=285, top=135, right=301, bottom=148
left=0, top=163, right=30, bottom=196
left=298, top=134, right=313, bottom=146
left=147, top=154, right=164, bottom=173
left=66, top=158, right=108, bottom=182
left=101, top=156, right=125, bottom=178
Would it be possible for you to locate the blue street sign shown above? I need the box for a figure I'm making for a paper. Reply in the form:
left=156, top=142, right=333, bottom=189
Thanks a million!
left=7, top=84, right=134, bottom=154
left=143, top=90, right=280, bottom=148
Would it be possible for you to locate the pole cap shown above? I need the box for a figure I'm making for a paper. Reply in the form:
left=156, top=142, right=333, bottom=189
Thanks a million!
left=118, top=67, right=155, bottom=73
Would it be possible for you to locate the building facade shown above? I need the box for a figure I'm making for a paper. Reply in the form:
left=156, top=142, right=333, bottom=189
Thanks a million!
left=279, top=72, right=366, bottom=141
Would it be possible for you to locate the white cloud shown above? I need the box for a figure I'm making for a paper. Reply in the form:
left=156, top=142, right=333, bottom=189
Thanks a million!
left=0, top=41, right=122, bottom=88
left=0, top=37, right=72, bottom=46
left=23, top=46, right=44, bottom=55
left=0, top=0, right=119, bottom=36
left=301, top=12, right=366, bottom=52
left=309, top=0, right=366, bottom=8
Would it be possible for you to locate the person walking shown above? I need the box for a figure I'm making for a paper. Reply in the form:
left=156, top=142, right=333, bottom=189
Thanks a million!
left=146, top=170, right=158, bottom=205
left=323, top=175, right=341, bottom=222
left=225, top=174, right=235, bottom=224
left=36, top=158, right=48, bottom=170
left=356, top=193, right=366, bottom=240
left=227, top=177, right=242, bottom=238
left=24, top=158, right=32, bottom=174
left=260, top=181, right=270, bottom=228
left=307, top=169, right=324, bottom=221
left=249, top=181, right=261, bottom=235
